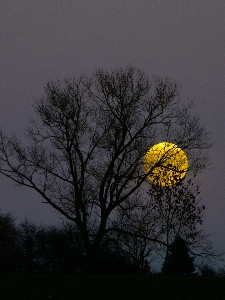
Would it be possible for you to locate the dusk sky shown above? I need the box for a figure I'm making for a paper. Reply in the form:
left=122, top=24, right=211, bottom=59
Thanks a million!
left=1, top=1, right=225, bottom=269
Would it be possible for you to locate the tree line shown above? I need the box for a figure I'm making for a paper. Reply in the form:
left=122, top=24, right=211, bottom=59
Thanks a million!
left=0, top=210, right=149, bottom=274
left=0, top=209, right=222, bottom=275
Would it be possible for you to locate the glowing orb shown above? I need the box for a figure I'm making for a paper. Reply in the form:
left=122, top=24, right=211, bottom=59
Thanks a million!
left=143, top=142, right=188, bottom=186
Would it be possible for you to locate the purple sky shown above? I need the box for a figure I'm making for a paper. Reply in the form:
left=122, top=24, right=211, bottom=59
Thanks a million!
left=1, top=1, right=225, bottom=268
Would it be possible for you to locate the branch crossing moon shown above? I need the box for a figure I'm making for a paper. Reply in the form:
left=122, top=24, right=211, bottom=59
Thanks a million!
left=144, top=142, right=188, bottom=186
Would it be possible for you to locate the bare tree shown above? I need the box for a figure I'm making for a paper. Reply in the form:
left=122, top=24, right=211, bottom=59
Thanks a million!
left=0, top=66, right=210, bottom=270
left=112, top=173, right=223, bottom=271
left=148, top=177, right=205, bottom=256
left=148, top=177, right=223, bottom=266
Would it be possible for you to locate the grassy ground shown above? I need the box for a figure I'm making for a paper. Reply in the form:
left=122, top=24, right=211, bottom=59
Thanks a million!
left=0, top=273, right=225, bottom=300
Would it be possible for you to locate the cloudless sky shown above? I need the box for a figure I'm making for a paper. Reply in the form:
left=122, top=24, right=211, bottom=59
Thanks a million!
left=0, top=1, right=225, bottom=269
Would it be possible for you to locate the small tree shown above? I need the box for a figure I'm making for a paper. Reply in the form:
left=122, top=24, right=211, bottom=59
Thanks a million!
left=161, top=235, right=195, bottom=275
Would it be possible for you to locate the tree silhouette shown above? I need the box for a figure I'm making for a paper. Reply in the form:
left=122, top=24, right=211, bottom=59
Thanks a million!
left=161, top=235, right=195, bottom=275
left=0, top=66, right=210, bottom=272
left=148, top=177, right=206, bottom=260
left=108, top=174, right=219, bottom=272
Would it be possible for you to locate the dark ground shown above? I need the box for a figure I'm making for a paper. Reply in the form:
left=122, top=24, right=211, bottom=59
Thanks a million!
left=0, top=274, right=225, bottom=300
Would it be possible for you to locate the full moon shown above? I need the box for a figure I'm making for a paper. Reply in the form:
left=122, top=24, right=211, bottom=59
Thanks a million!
left=143, top=142, right=188, bottom=186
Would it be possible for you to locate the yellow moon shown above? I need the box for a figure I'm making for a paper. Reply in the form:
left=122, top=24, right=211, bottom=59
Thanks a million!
left=143, top=142, right=188, bottom=186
